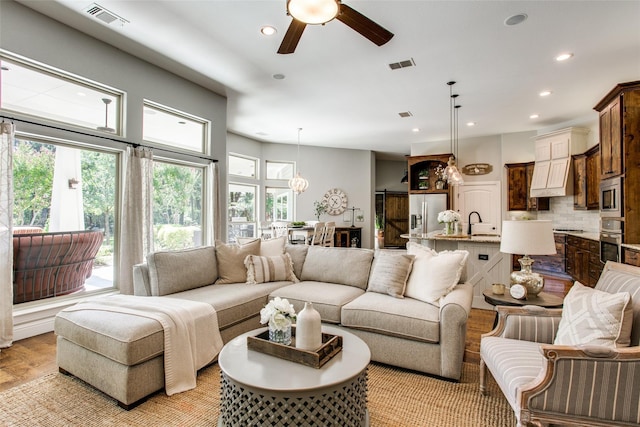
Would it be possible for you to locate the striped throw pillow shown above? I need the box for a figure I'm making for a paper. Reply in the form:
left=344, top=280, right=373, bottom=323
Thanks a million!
left=244, top=253, right=299, bottom=284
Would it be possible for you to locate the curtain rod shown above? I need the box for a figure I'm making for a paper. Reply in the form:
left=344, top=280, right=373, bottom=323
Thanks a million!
left=0, top=114, right=218, bottom=163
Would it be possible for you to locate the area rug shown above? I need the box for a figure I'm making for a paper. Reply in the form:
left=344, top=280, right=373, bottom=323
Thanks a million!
left=0, top=362, right=515, bottom=426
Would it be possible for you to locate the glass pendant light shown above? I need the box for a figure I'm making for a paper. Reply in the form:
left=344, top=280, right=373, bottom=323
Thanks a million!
left=288, top=128, right=309, bottom=195
left=444, top=81, right=464, bottom=185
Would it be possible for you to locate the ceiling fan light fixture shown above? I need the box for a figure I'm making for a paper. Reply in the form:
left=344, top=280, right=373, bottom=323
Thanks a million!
left=287, top=0, right=339, bottom=25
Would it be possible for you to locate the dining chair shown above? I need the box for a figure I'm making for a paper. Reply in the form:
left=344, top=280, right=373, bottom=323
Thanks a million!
left=309, top=222, right=325, bottom=245
left=270, top=222, right=289, bottom=240
left=322, top=222, right=336, bottom=247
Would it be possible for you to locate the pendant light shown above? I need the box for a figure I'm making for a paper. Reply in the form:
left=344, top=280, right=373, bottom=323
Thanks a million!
left=288, top=128, right=309, bottom=195
left=96, top=98, right=115, bottom=133
left=443, top=81, right=464, bottom=185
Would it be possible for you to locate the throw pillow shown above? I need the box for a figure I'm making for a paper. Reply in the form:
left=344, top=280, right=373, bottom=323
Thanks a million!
left=237, top=236, right=287, bottom=257
left=244, top=253, right=299, bottom=284
left=554, top=281, right=633, bottom=348
left=404, top=244, right=469, bottom=305
left=147, top=246, right=218, bottom=296
left=215, top=239, right=260, bottom=284
left=366, top=251, right=415, bottom=298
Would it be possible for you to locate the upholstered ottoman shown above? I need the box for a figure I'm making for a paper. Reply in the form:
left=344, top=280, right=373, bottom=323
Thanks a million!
left=55, top=308, right=167, bottom=409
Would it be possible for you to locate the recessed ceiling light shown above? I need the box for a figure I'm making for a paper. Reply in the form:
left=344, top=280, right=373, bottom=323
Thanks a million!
left=466, top=122, right=476, bottom=127
left=530, top=114, right=540, bottom=119
left=556, top=53, right=573, bottom=61
left=504, top=13, right=528, bottom=26
left=412, top=128, right=420, bottom=133
left=273, top=73, right=285, bottom=80
left=539, top=90, right=552, bottom=97
left=77, top=92, right=86, bottom=97
left=260, top=26, right=277, bottom=36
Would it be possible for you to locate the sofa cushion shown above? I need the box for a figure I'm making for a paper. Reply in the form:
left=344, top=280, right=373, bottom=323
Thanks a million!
left=367, top=251, right=414, bottom=298
left=147, top=246, right=218, bottom=296
left=285, top=244, right=309, bottom=279
left=237, top=236, right=287, bottom=257
left=172, top=281, right=291, bottom=329
left=245, top=253, right=298, bottom=284
left=341, top=292, right=441, bottom=343
left=269, top=281, right=365, bottom=324
left=404, top=243, right=469, bottom=305
left=554, top=281, right=632, bottom=348
left=215, top=239, right=260, bottom=284
left=300, top=246, right=374, bottom=289
left=480, top=336, right=545, bottom=411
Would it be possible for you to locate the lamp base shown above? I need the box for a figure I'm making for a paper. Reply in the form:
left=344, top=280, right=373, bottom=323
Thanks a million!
left=511, top=255, right=544, bottom=297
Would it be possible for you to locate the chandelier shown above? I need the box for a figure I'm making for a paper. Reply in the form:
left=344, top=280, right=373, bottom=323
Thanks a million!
left=288, top=128, right=309, bottom=195
left=443, top=81, right=464, bottom=185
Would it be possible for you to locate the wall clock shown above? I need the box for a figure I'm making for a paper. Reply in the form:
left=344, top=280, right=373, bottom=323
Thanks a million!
left=323, top=188, right=348, bottom=215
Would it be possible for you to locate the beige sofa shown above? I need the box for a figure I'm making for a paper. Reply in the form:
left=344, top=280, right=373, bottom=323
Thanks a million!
left=55, top=239, right=473, bottom=409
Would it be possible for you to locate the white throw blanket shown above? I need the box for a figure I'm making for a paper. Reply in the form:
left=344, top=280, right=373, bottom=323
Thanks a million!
left=63, top=294, right=223, bottom=395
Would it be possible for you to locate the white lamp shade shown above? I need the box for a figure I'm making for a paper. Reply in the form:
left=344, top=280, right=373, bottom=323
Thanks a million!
left=500, top=220, right=556, bottom=255
left=287, top=0, right=339, bottom=24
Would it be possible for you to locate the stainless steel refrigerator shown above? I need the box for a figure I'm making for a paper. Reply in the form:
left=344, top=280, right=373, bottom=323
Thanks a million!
left=409, top=194, right=448, bottom=235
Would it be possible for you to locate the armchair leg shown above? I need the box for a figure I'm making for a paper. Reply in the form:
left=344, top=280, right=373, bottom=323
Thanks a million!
left=479, top=358, right=487, bottom=395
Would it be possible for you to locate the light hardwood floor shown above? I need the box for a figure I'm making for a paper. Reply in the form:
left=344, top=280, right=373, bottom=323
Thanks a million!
left=0, top=275, right=571, bottom=393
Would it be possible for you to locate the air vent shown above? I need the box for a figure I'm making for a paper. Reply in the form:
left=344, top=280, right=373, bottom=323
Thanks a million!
left=84, top=3, right=128, bottom=25
left=388, top=58, right=416, bottom=70
left=398, top=111, right=413, bottom=118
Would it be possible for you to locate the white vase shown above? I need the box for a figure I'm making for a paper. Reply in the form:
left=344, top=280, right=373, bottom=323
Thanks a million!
left=295, top=302, right=322, bottom=350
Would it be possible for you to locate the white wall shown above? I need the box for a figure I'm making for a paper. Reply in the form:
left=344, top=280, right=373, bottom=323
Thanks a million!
left=375, top=159, right=408, bottom=192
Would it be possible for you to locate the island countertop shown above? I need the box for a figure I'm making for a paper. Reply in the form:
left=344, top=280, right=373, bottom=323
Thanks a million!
left=400, top=231, right=501, bottom=244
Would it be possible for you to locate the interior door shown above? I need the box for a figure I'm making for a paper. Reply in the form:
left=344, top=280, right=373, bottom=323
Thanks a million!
left=454, top=181, right=501, bottom=236
left=384, top=192, right=408, bottom=248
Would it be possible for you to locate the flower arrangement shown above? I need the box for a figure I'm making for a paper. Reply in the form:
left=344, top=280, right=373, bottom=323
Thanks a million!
left=313, top=200, right=327, bottom=221
left=260, top=297, right=297, bottom=331
left=437, top=210, right=461, bottom=224
left=434, top=164, right=446, bottom=181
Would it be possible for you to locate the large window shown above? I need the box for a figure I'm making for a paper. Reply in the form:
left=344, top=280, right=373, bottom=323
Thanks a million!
left=143, top=101, right=209, bottom=154
left=228, top=183, right=257, bottom=242
left=266, top=187, right=293, bottom=222
left=266, top=161, right=293, bottom=180
left=13, top=137, right=118, bottom=302
left=229, top=154, right=257, bottom=178
left=1, top=54, right=123, bottom=135
left=152, top=160, right=205, bottom=250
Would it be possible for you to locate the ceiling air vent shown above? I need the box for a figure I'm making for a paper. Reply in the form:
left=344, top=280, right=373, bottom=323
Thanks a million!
left=388, top=58, right=416, bottom=70
left=398, top=111, right=413, bottom=118
left=84, top=3, right=128, bottom=25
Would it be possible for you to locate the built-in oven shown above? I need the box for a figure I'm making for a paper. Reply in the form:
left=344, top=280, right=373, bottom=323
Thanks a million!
left=600, top=177, right=622, bottom=217
left=600, top=218, right=623, bottom=264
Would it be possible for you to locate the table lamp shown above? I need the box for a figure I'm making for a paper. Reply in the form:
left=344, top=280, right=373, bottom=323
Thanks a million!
left=500, top=220, right=556, bottom=297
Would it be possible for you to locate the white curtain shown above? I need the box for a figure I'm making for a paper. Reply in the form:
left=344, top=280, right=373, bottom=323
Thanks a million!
left=0, top=122, right=15, bottom=349
left=118, top=146, right=153, bottom=295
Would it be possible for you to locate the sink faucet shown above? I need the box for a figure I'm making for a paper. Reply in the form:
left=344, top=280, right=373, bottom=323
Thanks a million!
left=468, top=211, right=483, bottom=235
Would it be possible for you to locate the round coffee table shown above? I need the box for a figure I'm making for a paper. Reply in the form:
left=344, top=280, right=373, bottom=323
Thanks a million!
left=217, top=325, right=371, bottom=427
left=482, top=289, right=564, bottom=308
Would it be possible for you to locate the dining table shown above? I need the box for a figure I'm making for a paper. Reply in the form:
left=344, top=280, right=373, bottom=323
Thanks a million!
left=288, top=226, right=315, bottom=244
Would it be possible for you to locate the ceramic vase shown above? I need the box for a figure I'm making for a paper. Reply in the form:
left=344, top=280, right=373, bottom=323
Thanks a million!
left=295, top=302, right=322, bottom=350
left=269, top=318, right=292, bottom=345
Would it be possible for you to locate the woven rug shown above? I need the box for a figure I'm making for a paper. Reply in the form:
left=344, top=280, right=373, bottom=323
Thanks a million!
left=0, top=362, right=515, bottom=426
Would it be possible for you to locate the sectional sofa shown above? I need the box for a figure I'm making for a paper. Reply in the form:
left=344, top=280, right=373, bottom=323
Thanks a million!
left=54, top=237, right=473, bottom=408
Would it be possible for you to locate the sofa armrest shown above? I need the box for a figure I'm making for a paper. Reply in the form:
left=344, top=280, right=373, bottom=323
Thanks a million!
left=482, top=305, right=563, bottom=344
left=132, top=263, right=151, bottom=296
left=438, top=282, right=474, bottom=380
left=519, top=344, right=640, bottom=426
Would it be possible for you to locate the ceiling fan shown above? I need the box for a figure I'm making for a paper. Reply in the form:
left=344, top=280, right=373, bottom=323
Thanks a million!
left=278, top=0, right=394, bottom=54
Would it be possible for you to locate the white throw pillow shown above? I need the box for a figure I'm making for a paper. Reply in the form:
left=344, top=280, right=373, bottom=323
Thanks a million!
left=245, top=253, right=299, bottom=284
left=554, top=281, right=633, bottom=348
left=366, top=251, right=415, bottom=298
left=237, top=236, right=286, bottom=257
left=404, top=243, right=468, bottom=305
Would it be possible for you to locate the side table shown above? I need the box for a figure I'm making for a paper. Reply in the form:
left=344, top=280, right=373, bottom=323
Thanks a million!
left=482, top=289, right=564, bottom=327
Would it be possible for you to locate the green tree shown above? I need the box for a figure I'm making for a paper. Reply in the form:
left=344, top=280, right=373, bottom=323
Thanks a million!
left=153, top=163, right=202, bottom=225
left=12, top=141, right=55, bottom=227
left=81, top=150, right=116, bottom=241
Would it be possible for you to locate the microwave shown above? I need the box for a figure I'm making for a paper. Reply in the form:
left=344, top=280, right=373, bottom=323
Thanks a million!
left=600, top=177, right=622, bottom=218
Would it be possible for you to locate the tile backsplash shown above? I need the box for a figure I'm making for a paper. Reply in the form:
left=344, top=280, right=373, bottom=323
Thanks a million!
left=536, top=196, right=600, bottom=232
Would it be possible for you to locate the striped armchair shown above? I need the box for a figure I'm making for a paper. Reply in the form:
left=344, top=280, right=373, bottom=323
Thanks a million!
left=480, top=261, right=640, bottom=427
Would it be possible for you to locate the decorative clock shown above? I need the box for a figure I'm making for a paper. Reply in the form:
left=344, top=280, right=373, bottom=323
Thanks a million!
left=323, top=188, right=348, bottom=215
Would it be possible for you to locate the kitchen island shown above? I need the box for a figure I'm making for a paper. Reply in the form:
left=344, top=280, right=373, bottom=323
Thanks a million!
left=401, top=231, right=509, bottom=309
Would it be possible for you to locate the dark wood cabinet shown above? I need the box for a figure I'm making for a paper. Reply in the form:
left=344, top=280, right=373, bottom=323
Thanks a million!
left=594, top=81, right=640, bottom=244
left=407, top=154, right=451, bottom=194
left=572, top=145, right=600, bottom=210
left=623, top=247, right=640, bottom=267
left=505, top=162, right=549, bottom=211
left=565, top=235, right=602, bottom=287
left=334, top=227, right=362, bottom=248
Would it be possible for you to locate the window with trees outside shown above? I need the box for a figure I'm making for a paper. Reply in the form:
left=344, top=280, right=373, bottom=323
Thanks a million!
left=266, top=187, right=293, bottom=222
left=12, top=137, right=117, bottom=303
left=228, top=183, right=256, bottom=243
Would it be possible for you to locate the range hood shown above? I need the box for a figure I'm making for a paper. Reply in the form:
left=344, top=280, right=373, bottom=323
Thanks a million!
left=529, top=127, right=588, bottom=198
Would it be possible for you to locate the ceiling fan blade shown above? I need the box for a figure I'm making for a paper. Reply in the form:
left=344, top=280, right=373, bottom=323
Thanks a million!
left=336, top=3, right=394, bottom=46
left=278, top=19, right=307, bottom=54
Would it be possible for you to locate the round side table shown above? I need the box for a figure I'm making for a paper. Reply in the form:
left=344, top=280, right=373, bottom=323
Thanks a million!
left=482, top=289, right=564, bottom=308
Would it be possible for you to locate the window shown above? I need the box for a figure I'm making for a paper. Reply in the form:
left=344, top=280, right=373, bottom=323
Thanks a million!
left=153, top=161, right=205, bottom=250
left=266, top=161, right=293, bottom=180
left=12, top=137, right=118, bottom=302
left=229, top=154, right=257, bottom=178
left=1, top=54, right=123, bottom=135
left=143, top=101, right=209, bottom=154
left=228, top=183, right=257, bottom=242
left=266, top=187, right=293, bottom=222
